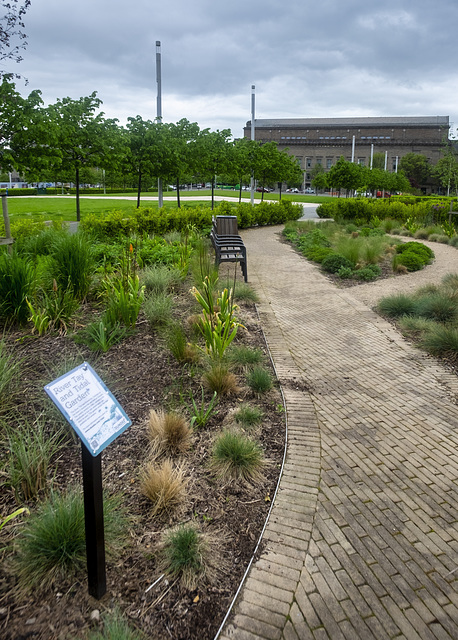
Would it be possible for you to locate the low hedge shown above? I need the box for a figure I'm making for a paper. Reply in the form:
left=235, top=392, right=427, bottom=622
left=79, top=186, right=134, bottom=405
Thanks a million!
left=316, top=197, right=456, bottom=224
left=80, top=200, right=303, bottom=240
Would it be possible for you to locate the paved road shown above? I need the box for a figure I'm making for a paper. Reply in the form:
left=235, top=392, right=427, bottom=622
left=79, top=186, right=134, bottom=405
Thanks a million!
left=218, top=225, right=458, bottom=640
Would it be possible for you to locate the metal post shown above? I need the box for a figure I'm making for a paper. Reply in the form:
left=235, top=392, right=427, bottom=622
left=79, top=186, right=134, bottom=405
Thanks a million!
left=81, top=445, right=106, bottom=599
left=156, top=41, right=163, bottom=208
left=351, top=135, right=355, bottom=163
left=250, top=85, right=255, bottom=206
left=1, top=194, right=13, bottom=255
left=370, top=144, right=374, bottom=169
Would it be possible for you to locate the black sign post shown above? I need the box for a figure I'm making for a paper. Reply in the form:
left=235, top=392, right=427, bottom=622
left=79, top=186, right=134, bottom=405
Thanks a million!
left=81, top=445, right=106, bottom=599
left=44, top=362, right=131, bottom=600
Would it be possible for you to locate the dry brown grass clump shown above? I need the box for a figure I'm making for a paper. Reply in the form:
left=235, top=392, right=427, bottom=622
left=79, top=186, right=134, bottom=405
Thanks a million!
left=139, top=458, right=187, bottom=516
left=147, top=409, right=193, bottom=455
left=203, top=364, right=239, bottom=396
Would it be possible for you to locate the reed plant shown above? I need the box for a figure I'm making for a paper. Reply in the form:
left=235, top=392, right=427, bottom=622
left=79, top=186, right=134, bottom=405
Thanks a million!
left=0, top=252, right=35, bottom=324
left=140, top=458, right=187, bottom=516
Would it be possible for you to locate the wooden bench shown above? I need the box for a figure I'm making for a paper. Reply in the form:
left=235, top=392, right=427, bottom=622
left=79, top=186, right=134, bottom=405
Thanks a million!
left=210, top=215, right=248, bottom=282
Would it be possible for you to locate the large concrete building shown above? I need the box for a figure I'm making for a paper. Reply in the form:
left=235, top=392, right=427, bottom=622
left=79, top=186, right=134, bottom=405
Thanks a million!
left=243, top=116, right=450, bottom=190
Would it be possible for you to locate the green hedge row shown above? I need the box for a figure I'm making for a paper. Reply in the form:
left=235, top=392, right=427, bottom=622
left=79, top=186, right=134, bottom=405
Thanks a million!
left=0, top=188, right=39, bottom=196
left=80, top=200, right=303, bottom=240
left=316, top=198, right=457, bottom=223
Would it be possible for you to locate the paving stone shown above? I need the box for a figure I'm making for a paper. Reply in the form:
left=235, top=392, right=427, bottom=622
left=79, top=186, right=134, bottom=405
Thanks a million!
left=219, top=227, right=458, bottom=639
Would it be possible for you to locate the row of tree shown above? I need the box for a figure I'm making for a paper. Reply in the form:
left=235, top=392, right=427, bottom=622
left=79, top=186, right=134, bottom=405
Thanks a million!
left=310, top=149, right=458, bottom=197
left=0, top=80, right=305, bottom=219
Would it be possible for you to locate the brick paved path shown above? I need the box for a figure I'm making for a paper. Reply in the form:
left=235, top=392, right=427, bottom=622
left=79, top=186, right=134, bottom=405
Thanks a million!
left=218, top=226, right=458, bottom=640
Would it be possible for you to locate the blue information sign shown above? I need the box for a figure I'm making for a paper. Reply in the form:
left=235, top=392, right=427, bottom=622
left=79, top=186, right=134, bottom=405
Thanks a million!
left=45, top=362, right=131, bottom=456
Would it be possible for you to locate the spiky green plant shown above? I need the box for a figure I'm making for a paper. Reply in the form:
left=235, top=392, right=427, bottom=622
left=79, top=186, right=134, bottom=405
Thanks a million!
left=86, top=608, right=144, bottom=640
left=49, top=232, right=95, bottom=300
left=14, top=488, right=128, bottom=592
left=246, top=366, right=273, bottom=394
left=160, top=524, right=214, bottom=589
left=234, top=404, right=264, bottom=428
left=210, top=431, right=265, bottom=482
left=7, top=419, right=64, bottom=501
left=143, top=292, right=173, bottom=329
left=0, top=252, right=35, bottom=324
left=227, top=345, right=264, bottom=372
left=420, top=325, right=458, bottom=358
left=377, top=294, right=417, bottom=318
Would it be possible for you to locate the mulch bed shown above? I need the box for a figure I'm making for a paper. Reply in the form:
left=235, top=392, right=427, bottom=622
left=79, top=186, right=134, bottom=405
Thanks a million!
left=0, top=285, right=285, bottom=640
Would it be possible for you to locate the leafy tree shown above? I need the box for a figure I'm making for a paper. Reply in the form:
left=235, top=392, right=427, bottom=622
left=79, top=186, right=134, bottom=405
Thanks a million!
left=327, top=157, right=364, bottom=195
left=194, top=128, right=231, bottom=209
left=0, top=0, right=30, bottom=79
left=372, top=152, right=387, bottom=170
left=166, top=118, right=200, bottom=207
left=311, top=163, right=327, bottom=192
left=398, top=153, right=431, bottom=189
left=47, top=92, right=123, bottom=220
left=0, top=78, right=54, bottom=177
left=433, top=147, right=458, bottom=196
left=126, top=116, right=172, bottom=208
left=225, top=137, right=258, bottom=202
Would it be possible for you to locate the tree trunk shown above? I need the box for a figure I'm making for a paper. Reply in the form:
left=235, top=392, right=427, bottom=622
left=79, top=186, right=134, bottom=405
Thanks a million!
left=239, top=182, right=242, bottom=203
left=176, top=177, right=181, bottom=208
left=76, top=167, right=80, bottom=222
left=136, top=170, right=142, bottom=208
left=211, top=178, right=215, bottom=210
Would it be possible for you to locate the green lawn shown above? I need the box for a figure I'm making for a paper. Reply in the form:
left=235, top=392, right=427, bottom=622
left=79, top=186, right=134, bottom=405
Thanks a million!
left=3, top=190, right=331, bottom=223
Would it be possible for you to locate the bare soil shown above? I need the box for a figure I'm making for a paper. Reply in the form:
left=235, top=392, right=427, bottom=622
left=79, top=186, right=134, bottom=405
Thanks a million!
left=0, top=284, right=285, bottom=640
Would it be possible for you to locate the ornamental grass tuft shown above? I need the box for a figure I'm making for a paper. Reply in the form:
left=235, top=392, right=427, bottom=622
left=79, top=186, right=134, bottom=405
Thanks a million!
left=13, top=488, right=128, bottom=592
left=210, top=430, right=265, bottom=482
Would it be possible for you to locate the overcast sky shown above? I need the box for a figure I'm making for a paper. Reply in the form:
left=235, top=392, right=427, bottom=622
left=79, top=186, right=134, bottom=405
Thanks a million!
left=8, top=0, right=458, bottom=139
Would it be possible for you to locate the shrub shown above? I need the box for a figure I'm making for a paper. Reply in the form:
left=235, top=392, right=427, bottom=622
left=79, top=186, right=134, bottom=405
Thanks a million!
left=246, top=366, right=273, bottom=394
left=354, top=265, right=381, bottom=281
left=139, top=458, right=186, bottom=516
left=13, top=488, right=128, bottom=592
left=395, top=241, right=434, bottom=262
left=146, top=409, right=192, bottom=455
left=322, top=254, right=354, bottom=274
left=303, top=246, right=334, bottom=263
left=449, top=235, right=458, bottom=248
left=396, top=251, right=424, bottom=272
left=337, top=266, right=353, bottom=279
left=378, top=294, right=417, bottom=318
left=210, top=431, right=265, bottom=482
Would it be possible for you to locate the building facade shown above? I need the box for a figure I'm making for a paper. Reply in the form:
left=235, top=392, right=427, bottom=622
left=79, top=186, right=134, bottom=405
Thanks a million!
left=243, top=116, right=450, bottom=190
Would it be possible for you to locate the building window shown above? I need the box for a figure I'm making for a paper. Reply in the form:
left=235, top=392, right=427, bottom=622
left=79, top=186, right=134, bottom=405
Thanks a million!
left=281, top=136, right=285, bottom=139
left=306, top=157, right=312, bottom=168
left=358, top=158, right=365, bottom=166
left=326, top=158, right=333, bottom=169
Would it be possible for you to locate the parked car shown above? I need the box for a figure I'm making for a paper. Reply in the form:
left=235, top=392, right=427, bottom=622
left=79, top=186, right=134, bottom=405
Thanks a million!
left=286, top=188, right=300, bottom=193
left=256, top=187, right=270, bottom=192
left=304, top=188, right=315, bottom=194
